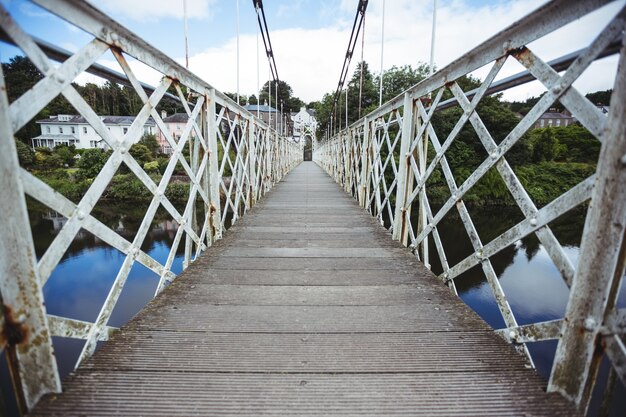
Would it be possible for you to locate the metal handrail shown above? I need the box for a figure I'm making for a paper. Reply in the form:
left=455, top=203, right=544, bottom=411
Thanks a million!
left=315, top=0, right=626, bottom=414
left=0, top=0, right=302, bottom=412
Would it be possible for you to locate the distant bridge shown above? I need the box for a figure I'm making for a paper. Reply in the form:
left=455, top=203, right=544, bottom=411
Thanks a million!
left=0, top=0, right=624, bottom=415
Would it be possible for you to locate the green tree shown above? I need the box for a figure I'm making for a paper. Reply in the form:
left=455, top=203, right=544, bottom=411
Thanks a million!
left=139, top=133, right=160, bottom=157
left=585, top=89, right=612, bottom=106
left=129, top=143, right=153, bottom=166
left=2, top=55, right=73, bottom=142
left=259, top=80, right=303, bottom=113
left=77, top=148, right=109, bottom=178
left=15, top=140, right=34, bottom=166
left=346, top=61, right=377, bottom=122
left=53, top=144, right=78, bottom=167
left=532, top=128, right=562, bottom=162
left=377, top=63, right=431, bottom=103
left=46, top=153, right=64, bottom=168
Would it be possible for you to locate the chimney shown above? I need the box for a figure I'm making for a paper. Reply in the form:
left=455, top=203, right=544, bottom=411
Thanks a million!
left=161, top=110, right=167, bottom=119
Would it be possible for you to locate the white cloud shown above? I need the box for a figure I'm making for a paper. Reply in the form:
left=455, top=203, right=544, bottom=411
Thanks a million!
left=80, top=0, right=624, bottom=104
left=19, top=1, right=49, bottom=17
left=89, top=0, right=216, bottom=21
left=186, top=0, right=624, bottom=102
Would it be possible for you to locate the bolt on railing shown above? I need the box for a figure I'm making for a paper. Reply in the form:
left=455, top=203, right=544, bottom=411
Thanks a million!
left=315, top=0, right=626, bottom=414
left=0, top=0, right=301, bottom=412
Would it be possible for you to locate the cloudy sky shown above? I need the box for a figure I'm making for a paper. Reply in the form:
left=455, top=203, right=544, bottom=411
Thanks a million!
left=0, top=0, right=624, bottom=103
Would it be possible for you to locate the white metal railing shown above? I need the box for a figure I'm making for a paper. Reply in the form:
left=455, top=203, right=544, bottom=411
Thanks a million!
left=315, top=0, right=625, bottom=414
left=0, top=0, right=301, bottom=412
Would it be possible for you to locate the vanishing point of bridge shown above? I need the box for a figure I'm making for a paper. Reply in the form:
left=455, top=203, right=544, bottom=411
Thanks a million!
left=0, top=0, right=625, bottom=416
left=32, top=163, right=574, bottom=415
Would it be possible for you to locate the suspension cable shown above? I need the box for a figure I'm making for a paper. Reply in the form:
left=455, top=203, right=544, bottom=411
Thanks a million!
left=256, top=7, right=260, bottom=117
left=358, top=10, right=366, bottom=119
left=253, top=0, right=279, bottom=83
left=379, top=0, right=385, bottom=106
left=183, top=0, right=189, bottom=69
left=327, top=0, right=368, bottom=134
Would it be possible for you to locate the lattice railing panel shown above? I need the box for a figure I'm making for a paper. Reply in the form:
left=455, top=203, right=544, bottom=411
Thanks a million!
left=0, top=0, right=301, bottom=411
left=315, top=1, right=626, bottom=414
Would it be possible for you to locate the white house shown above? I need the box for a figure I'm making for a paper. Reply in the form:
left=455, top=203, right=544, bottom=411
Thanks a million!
left=32, top=114, right=156, bottom=149
left=291, top=106, right=317, bottom=142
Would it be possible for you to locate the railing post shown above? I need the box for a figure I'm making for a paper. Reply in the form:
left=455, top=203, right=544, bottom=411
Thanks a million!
left=201, top=91, right=211, bottom=247
left=392, top=93, right=415, bottom=244
left=417, top=105, right=429, bottom=267
left=358, top=117, right=371, bottom=208
left=548, top=37, right=626, bottom=413
left=0, top=64, right=61, bottom=412
left=207, top=88, right=222, bottom=241
left=265, top=127, right=272, bottom=192
left=184, top=114, right=200, bottom=268
left=248, top=120, right=258, bottom=207
left=343, top=131, right=351, bottom=192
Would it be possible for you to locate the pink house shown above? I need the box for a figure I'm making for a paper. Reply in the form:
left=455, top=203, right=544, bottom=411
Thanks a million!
left=157, top=112, right=196, bottom=154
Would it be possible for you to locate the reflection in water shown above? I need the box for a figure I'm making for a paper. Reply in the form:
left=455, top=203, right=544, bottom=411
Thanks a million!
left=28, top=202, right=187, bottom=378
left=421, top=205, right=625, bottom=416
left=1, top=203, right=623, bottom=415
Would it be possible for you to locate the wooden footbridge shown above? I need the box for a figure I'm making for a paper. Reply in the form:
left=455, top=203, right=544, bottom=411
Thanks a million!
left=32, top=163, right=575, bottom=415
left=0, top=0, right=625, bottom=416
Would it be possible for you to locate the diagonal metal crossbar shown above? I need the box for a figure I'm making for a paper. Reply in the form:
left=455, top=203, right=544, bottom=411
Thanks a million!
left=316, top=0, right=626, bottom=414
left=0, top=0, right=301, bottom=412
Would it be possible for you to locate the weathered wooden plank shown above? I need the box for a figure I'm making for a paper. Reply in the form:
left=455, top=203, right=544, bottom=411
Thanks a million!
left=83, top=331, right=529, bottom=372
left=157, top=284, right=442, bottom=305
left=216, top=247, right=406, bottom=258
left=199, top=257, right=422, bottom=270
left=219, top=239, right=402, bottom=248
left=32, top=372, right=574, bottom=417
left=33, top=162, right=578, bottom=416
left=169, top=269, right=422, bottom=285
left=130, top=305, right=491, bottom=333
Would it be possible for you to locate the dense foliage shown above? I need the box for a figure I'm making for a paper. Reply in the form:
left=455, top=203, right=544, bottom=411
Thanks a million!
left=313, top=60, right=606, bottom=207
left=2, top=55, right=185, bottom=144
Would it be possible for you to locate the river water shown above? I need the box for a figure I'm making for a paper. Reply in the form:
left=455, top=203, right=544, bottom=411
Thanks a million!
left=1, top=201, right=624, bottom=415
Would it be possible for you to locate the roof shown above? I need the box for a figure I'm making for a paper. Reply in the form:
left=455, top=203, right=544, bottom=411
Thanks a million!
left=163, top=113, right=191, bottom=123
left=243, top=104, right=278, bottom=113
left=539, top=112, right=573, bottom=119
left=306, top=109, right=316, bottom=117
left=33, top=134, right=79, bottom=140
left=37, top=115, right=156, bottom=125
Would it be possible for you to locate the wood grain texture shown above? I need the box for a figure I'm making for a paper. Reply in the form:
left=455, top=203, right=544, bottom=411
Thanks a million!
left=32, top=162, right=577, bottom=416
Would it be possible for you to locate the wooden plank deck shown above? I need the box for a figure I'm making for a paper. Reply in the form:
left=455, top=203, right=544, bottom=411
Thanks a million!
left=32, top=162, right=577, bottom=416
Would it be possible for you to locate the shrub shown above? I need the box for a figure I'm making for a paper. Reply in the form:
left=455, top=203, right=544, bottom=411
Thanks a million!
left=15, top=140, right=34, bottom=166
left=77, top=148, right=108, bottom=179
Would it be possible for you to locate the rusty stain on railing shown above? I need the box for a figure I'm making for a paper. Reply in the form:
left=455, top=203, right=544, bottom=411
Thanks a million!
left=315, top=0, right=626, bottom=414
left=0, top=0, right=302, bottom=411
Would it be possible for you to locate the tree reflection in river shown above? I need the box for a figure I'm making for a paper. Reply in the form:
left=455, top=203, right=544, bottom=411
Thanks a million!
left=2, top=202, right=622, bottom=416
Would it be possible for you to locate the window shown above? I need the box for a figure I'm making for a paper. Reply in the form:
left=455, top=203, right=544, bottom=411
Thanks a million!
left=59, top=126, right=64, bottom=133
left=46, top=126, right=51, bottom=133
left=556, top=119, right=561, bottom=127
left=83, top=126, right=87, bottom=134
left=90, top=140, right=97, bottom=148
left=71, top=126, right=76, bottom=134
left=548, top=120, right=553, bottom=127
left=540, top=120, right=544, bottom=128
left=123, top=127, right=128, bottom=134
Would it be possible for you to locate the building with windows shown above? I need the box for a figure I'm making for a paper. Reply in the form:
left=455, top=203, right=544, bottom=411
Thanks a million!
left=157, top=112, right=197, bottom=155
left=291, top=106, right=317, bottom=142
left=533, top=110, right=575, bottom=129
left=32, top=114, right=156, bottom=149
